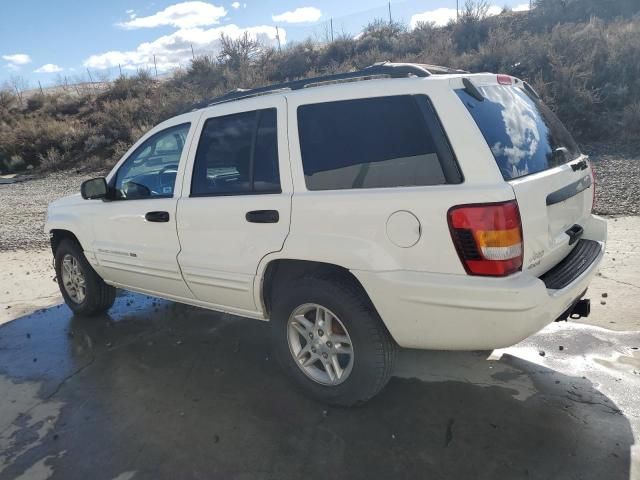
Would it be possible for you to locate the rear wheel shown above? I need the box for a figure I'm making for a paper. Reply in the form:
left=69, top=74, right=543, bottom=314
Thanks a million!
left=55, top=239, right=116, bottom=316
left=271, top=275, right=396, bottom=406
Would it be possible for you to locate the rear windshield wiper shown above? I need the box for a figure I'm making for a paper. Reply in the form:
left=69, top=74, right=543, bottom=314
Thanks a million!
left=462, top=78, right=484, bottom=102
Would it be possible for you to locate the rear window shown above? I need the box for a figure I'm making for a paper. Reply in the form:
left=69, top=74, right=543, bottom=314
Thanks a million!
left=456, top=84, right=580, bottom=180
left=297, top=95, right=460, bottom=191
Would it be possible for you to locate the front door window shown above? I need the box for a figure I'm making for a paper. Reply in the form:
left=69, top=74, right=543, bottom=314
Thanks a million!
left=113, top=123, right=190, bottom=199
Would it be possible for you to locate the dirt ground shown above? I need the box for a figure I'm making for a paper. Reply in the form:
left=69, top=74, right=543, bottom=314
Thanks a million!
left=0, top=218, right=639, bottom=479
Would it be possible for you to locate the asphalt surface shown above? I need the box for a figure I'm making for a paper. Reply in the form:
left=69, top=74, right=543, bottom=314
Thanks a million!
left=0, top=291, right=639, bottom=480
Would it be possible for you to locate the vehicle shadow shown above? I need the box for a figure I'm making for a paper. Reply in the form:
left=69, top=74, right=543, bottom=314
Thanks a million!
left=0, top=292, right=633, bottom=480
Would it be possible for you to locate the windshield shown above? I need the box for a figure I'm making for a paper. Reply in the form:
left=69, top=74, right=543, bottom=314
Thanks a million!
left=456, top=84, right=580, bottom=180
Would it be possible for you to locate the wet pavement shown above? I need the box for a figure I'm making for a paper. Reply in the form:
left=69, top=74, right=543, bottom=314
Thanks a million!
left=1, top=292, right=639, bottom=480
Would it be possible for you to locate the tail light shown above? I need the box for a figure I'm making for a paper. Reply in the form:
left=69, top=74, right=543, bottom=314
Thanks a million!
left=448, top=200, right=523, bottom=277
left=497, top=74, right=513, bottom=85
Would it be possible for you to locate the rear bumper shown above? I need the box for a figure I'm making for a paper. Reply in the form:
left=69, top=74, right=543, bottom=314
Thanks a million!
left=353, top=215, right=607, bottom=350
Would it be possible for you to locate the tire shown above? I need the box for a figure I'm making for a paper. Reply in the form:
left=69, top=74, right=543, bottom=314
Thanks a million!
left=271, top=275, right=396, bottom=406
left=55, top=238, right=116, bottom=316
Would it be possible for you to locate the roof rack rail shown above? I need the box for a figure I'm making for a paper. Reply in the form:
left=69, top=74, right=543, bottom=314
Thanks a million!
left=193, top=62, right=467, bottom=109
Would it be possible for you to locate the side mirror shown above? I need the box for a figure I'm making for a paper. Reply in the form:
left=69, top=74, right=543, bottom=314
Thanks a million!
left=81, top=177, right=108, bottom=200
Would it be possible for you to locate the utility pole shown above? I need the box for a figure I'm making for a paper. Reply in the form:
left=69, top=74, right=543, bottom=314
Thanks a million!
left=330, top=18, right=334, bottom=42
left=38, top=80, right=44, bottom=95
left=118, top=64, right=123, bottom=77
left=275, top=26, right=282, bottom=52
left=388, top=1, right=392, bottom=23
left=153, top=54, right=158, bottom=79
left=190, top=43, right=195, bottom=59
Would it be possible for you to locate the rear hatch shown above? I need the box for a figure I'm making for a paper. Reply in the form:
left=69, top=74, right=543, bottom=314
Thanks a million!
left=455, top=75, right=595, bottom=277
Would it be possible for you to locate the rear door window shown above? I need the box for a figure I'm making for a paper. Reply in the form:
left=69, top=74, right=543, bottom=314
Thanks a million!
left=456, top=84, right=580, bottom=180
left=297, top=95, right=460, bottom=191
left=191, top=108, right=280, bottom=196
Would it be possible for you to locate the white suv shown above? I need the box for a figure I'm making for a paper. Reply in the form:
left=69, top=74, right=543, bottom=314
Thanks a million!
left=46, top=63, right=606, bottom=405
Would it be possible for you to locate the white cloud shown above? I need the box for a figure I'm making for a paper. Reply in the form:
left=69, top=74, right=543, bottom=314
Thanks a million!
left=34, top=63, right=63, bottom=73
left=409, top=7, right=457, bottom=27
left=272, top=7, right=321, bottom=24
left=119, top=1, right=227, bottom=29
left=410, top=5, right=504, bottom=28
left=512, top=3, right=530, bottom=11
left=2, top=53, right=32, bottom=65
left=231, top=1, right=240, bottom=8
left=84, top=24, right=283, bottom=71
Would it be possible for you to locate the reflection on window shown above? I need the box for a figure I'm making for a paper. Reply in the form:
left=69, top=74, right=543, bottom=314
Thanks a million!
left=297, top=95, right=447, bottom=191
left=191, top=108, right=280, bottom=196
left=457, top=85, right=580, bottom=180
left=114, top=123, right=190, bottom=199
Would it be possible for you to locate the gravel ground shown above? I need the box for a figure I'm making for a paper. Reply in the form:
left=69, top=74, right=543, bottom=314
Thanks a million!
left=584, top=143, right=640, bottom=216
left=0, top=145, right=637, bottom=251
left=0, top=170, right=101, bottom=251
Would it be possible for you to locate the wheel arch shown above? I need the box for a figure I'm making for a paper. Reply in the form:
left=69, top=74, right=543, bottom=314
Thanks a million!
left=259, top=259, right=375, bottom=318
left=49, top=229, right=83, bottom=255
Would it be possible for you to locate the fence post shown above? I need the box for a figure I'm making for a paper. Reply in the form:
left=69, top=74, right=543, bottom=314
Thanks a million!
left=86, top=68, right=96, bottom=94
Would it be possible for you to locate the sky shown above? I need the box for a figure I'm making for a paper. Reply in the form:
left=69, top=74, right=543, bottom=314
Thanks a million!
left=0, top=0, right=530, bottom=88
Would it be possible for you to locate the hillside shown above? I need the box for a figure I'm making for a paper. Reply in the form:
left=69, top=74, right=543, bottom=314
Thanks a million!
left=1, top=0, right=639, bottom=173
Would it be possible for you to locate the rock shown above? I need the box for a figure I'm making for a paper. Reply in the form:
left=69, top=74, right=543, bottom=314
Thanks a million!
left=602, top=292, right=608, bottom=298
left=559, top=345, right=564, bottom=351
left=539, top=350, right=546, bottom=357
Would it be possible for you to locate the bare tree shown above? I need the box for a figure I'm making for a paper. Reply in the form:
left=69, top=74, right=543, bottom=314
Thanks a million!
left=461, top=0, right=491, bottom=23
left=9, top=75, right=29, bottom=107
left=217, top=32, right=263, bottom=70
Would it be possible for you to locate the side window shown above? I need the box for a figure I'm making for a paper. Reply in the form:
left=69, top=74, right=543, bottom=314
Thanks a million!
left=191, top=108, right=280, bottom=196
left=113, top=123, right=190, bottom=200
left=297, top=95, right=457, bottom=191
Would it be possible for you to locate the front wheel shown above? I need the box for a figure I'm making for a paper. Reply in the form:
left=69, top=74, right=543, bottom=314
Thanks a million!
left=55, top=238, right=116, bottom=316
left=271, top=276, right=396, bottom=406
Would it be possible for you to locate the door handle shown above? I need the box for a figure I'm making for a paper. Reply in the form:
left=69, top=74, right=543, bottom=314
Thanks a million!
left=145, top=211, right=170, bottom=222
left=246, top=210, right=279, bottom=223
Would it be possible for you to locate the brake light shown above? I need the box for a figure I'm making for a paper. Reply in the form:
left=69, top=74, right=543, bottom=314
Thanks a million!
left=448, top=200, right=523, bottom=276
left=497, top=74, right=513, bottom=85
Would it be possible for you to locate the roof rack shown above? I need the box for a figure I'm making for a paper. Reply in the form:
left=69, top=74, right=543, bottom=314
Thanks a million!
left=193, top=62, right=467, bottom=110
